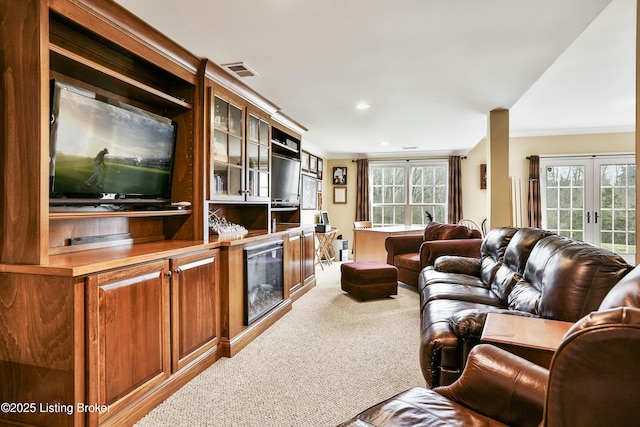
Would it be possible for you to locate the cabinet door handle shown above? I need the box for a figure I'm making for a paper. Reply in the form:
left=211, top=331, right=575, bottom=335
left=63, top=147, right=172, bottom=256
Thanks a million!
left=175, top=267, right=182, bottom=275
left=164, top=271, right=172, bottom=278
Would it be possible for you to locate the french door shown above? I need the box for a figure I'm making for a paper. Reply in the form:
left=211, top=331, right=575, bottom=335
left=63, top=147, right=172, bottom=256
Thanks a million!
left=540, top=155, right=636, bottom=264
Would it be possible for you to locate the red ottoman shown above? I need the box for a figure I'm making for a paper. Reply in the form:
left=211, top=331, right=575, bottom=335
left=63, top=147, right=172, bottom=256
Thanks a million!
left=341, top=262, right=398, bottom=301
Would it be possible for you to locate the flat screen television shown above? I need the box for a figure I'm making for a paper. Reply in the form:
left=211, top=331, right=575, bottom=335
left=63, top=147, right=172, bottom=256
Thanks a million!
left=271, top=153, right=301, bottom=207
left=49, top=80, right=178, bottom=206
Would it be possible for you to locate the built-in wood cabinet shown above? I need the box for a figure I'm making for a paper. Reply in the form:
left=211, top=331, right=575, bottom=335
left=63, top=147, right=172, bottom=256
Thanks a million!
left=285, top=226, right=317, bottom=300
left=286, top=231, right=304, bottom=295
left=0, top=1, right=315, bottom=426
left=302, top=227, right=317, bottom=288
left=86, top=260, right=172, bottom=426
left=170, top=250, right=220, bottom=371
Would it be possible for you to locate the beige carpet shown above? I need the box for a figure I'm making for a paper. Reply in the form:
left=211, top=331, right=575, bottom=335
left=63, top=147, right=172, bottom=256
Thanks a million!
left=135, top=261, right=425, bottom=427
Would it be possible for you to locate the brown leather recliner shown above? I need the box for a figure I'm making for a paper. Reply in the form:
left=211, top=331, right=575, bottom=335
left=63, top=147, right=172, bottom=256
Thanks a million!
left=337, top=306, right=640, bottom=427
left=385, top=221, right=482, bottom=287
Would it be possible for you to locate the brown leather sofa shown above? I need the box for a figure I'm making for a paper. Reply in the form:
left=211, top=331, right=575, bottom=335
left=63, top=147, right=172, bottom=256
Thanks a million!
left=337, top=305, right=640, bottom=427
left=417, top=226, right=632, bottom=387
left=384, top=221, right=482, bottom=287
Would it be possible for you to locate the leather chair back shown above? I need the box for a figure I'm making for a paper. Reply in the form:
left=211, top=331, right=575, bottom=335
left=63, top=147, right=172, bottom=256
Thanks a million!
left=423, top=221, right=482, bottom=241
left=599, top=263, right=640, bottom=310
left=544, top=307, right=640, bottom=426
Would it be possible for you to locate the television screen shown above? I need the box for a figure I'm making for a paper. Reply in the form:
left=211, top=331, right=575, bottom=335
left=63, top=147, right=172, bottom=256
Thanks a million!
left=49, top=80, right=177, bottom=204
left=271, top=154, right=301, bottom=206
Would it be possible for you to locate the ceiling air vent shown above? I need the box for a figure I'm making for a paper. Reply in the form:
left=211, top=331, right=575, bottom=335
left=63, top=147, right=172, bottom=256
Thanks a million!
left=221, top=62, right=259, bottom=78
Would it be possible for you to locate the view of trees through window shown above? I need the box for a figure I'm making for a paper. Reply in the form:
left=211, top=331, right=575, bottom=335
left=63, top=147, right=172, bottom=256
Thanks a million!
left=370, top=162, right=447, bottom=227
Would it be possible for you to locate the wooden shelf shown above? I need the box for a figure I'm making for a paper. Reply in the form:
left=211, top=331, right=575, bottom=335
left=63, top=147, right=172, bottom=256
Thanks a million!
left=271, top=139, right=298, bottom=154
left=49, top=209, right=192, bottom=220
left=50, top=44, right=193, bottom=112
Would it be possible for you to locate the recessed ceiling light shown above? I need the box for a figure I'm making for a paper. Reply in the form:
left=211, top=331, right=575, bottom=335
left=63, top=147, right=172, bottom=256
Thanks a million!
left=356, top=102, right=370, bottom=110
left=380, top=141, right=389, bottom=146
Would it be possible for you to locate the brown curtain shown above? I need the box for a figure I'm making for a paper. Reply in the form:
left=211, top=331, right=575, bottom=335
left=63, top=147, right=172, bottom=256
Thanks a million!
left=527, top=155, right=542, bottom=228
left=355, top=158, right=370, bottom=221
left=447, top=156, right=462, bottom=224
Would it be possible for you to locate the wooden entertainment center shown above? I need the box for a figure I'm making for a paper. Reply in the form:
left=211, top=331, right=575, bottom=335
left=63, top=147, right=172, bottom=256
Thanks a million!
left=0, top=1, right=316, bottom=426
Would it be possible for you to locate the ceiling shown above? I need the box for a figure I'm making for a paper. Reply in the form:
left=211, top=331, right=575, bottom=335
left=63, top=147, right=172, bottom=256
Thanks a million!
left=115, top=0, right=635, bottom=159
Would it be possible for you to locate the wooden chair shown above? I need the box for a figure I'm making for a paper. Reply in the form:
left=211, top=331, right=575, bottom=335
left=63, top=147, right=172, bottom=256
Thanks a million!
left=353, top=221, right=372, bottom=229
left=457, top=218, right=483, bottom=237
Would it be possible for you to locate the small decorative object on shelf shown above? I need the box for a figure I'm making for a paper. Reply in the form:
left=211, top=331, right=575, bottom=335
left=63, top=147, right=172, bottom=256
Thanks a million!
left=208, top=209, right=248, bottom=237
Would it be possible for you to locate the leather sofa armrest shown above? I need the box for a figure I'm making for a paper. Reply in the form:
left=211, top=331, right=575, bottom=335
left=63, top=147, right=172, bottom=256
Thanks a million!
left=419, top=239, right=482, bottom=268
left=450, top=308, right=538, bottom=339
left=433, top=254, right=482, bottom=275
left=436, top=344, right=547, bottom=427
left=385, top=235, right=424, bottom=264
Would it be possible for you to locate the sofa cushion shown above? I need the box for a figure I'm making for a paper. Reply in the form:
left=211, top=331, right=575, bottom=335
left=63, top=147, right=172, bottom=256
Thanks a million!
left=478, top=227, right=519, bottom=287
left=421, top=282, right=502, bottom=307
left=393, top=253, right=420, bottom=272
left=507, top=279, right=541, bottom=313
left=489, top=228, right=554, bottom=304
left=420, top=269, right=485, bottom=288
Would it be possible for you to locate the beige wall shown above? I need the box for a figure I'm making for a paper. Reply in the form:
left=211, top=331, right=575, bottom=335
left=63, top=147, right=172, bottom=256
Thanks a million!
left=318, top=131, right=634, bottom=253
left=461, top=138, right=489, bottom=229
left=322, top=159, right=358, bottom=252
left=461, top=131, right=635, bottom=229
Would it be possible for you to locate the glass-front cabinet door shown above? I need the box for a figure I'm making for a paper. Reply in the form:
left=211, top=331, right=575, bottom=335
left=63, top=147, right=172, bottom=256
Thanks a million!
left=209, top=88, right=244, bottom=200
left=246, top=110, right=270, bottom=201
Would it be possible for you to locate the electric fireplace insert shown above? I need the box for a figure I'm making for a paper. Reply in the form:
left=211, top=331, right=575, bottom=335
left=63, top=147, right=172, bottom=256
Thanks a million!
left=243, top=240, right=285, bottom=325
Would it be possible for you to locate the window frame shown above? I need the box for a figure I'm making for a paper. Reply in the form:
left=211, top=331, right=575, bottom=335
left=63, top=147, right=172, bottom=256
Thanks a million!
left=369, top=160, right=449, bottom=227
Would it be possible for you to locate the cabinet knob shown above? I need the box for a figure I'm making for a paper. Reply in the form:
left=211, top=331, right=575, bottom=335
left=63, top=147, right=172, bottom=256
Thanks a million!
left=164, top=271, right=172, bottom=278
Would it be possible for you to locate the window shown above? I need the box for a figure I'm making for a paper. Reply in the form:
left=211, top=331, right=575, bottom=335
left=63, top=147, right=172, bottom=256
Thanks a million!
left=370, top=161, right=448, bottom=226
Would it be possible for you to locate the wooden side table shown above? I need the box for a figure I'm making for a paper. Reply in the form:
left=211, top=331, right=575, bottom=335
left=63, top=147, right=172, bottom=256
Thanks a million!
left=480, top=312, right=574, bottom=368
left=353, top=225, right=425, bottom=263
left=315, top=229, right=337, bottom=270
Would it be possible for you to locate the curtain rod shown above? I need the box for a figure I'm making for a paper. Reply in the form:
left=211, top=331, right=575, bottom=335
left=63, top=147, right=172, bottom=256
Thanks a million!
left=352, top=156, right=467, bottom=162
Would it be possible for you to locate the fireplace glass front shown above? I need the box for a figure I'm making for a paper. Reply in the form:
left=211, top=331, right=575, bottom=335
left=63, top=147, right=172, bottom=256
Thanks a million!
left=243, top=240, right=285, bottom=325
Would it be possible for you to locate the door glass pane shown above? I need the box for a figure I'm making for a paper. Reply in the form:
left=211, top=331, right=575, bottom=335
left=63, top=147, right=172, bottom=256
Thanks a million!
left=229, top=136, right=242, bottom=165
left=229, top=166, right=242, bottom=196
left=213, top=130, right=228, bottom=163
left=599, top=163, right=636, bottom=255
left=248, top=115, right=259, bottom=142
left=259, top=146, right=269, bottom=171
left=259, top=120, right=269, bottom=145
left=211, top=163, right=228, bottom=196
left=214, top=97, right=228, bottom=131
left=247, top=143, right=259, bottom=169
left=544, top=165, right=585, bottom=239
left=229, top=105, right=242, bottom=136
